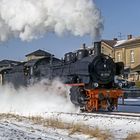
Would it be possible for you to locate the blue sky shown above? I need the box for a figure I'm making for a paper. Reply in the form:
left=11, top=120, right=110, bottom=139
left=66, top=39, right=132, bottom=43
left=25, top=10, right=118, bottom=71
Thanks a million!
left=0, top=0, right=140, bottom=61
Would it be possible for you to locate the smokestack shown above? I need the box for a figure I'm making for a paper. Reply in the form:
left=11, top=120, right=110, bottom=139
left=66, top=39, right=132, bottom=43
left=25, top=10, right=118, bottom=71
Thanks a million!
left=82, top=43, right=86, bottom=49
left=127, top=34, right=132, bottom=40
left=94, top=42, right=101, bottom=55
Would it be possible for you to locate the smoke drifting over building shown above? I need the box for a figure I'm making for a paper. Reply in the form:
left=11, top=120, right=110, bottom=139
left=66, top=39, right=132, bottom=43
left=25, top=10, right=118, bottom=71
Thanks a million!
left=0, top=0, right=103, bottom=41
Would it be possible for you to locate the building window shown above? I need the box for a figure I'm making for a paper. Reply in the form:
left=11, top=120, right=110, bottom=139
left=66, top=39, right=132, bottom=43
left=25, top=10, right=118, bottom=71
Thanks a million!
left=130, top=50, right=135, bottom=63
left=117, top=52, right=121, bottom=62
left=102, top=47, right=104, bottom=53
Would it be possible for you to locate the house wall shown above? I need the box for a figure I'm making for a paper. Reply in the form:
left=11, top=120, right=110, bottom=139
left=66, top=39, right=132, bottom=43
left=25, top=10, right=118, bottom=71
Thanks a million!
left=114, top=42, right=140, bottom=69
left=125, top=45, right=140, bottom=68
left=114, top=41, right=140, bottom=81
left=101, top=42, right=114, bottom=58
left=0, top=74, right=2, bottom=85
left=114, top=48, right=123, bottom=62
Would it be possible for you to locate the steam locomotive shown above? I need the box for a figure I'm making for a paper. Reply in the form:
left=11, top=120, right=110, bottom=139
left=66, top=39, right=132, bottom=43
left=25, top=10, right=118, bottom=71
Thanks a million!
left=0, top=42, right=124, bottom=112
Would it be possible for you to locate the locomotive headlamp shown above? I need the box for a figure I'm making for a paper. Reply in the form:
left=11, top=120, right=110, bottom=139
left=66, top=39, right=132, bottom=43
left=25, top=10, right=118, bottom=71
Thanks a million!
left=93, top=82, right=98, bottom=88
left=118, top=82, right=123, bottom=88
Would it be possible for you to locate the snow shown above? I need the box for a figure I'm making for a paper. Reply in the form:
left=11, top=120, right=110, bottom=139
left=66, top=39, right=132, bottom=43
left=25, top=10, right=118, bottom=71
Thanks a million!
left=0, top=114, right=96, bottom=140
left=114, top=37, right=140, bottom=47
left=0, top=111, right=139, bottom=140
left=45, top=112, right=140, bottom=139
left=114, top=40, right=126, bottom=47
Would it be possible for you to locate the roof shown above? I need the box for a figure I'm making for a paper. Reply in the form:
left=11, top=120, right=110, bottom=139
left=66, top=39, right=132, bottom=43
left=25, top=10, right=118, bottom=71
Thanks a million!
left=25, top=49, right=52, bottom=57
left=0, top=60, right=20, bottom=66
left=101, top=40, right=117, bottom=47
left=115, top=37, right=140, bottom=47
left=0, top=67, right=12, bottom=73
left=132, top=65, right=140, bottom=72
left=24, top=57, right=61, bottom=67
left=102, top=37, right=140, bottom=48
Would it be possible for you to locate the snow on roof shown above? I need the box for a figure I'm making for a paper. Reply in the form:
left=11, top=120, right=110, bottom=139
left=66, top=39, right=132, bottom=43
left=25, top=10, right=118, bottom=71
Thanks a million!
left=114, top=40, right=126, bottom=47
left=114, top=37, right=140, bottom=47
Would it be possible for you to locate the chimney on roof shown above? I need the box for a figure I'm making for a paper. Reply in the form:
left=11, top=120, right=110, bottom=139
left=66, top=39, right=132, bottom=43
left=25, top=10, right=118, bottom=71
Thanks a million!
left=113, top=38, right=118, bottom=41
left=127, top=34, right=132, bottom=40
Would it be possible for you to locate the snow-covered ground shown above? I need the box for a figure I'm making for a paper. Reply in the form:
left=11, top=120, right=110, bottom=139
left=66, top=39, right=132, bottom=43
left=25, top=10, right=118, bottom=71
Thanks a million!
left=0, top=114, right=88, bottom=140
left=0, top=113, right=109, bottom=140
left=0, top=112, right=140, bottom=140
left=45, top=112, right=140, bottom=140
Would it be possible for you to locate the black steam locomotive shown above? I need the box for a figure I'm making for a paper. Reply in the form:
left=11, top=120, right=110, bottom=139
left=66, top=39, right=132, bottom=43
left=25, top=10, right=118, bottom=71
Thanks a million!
left=0, top=42, right=124, bottom=112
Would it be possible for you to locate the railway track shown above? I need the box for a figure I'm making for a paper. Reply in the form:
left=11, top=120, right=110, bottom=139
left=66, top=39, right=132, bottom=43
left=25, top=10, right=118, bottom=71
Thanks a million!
left=51, top=111, right=140, bottom=120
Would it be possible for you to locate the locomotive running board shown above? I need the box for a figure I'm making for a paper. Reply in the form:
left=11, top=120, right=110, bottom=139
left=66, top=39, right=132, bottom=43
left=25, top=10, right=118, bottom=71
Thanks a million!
left=65, top=83, right=85, bottom=86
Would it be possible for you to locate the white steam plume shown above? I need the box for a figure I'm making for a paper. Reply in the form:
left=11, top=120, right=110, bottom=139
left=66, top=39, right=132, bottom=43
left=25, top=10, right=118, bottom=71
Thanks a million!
left=0, top=0, right=103, bottom=41
left=0, top=79, right=78, bottom=116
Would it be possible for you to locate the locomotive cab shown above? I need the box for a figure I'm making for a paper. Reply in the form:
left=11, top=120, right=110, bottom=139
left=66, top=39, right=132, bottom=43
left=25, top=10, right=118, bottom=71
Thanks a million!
left=76, top=49, right=89, bottom=60
left=64, top=52, right=76, bottom=63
